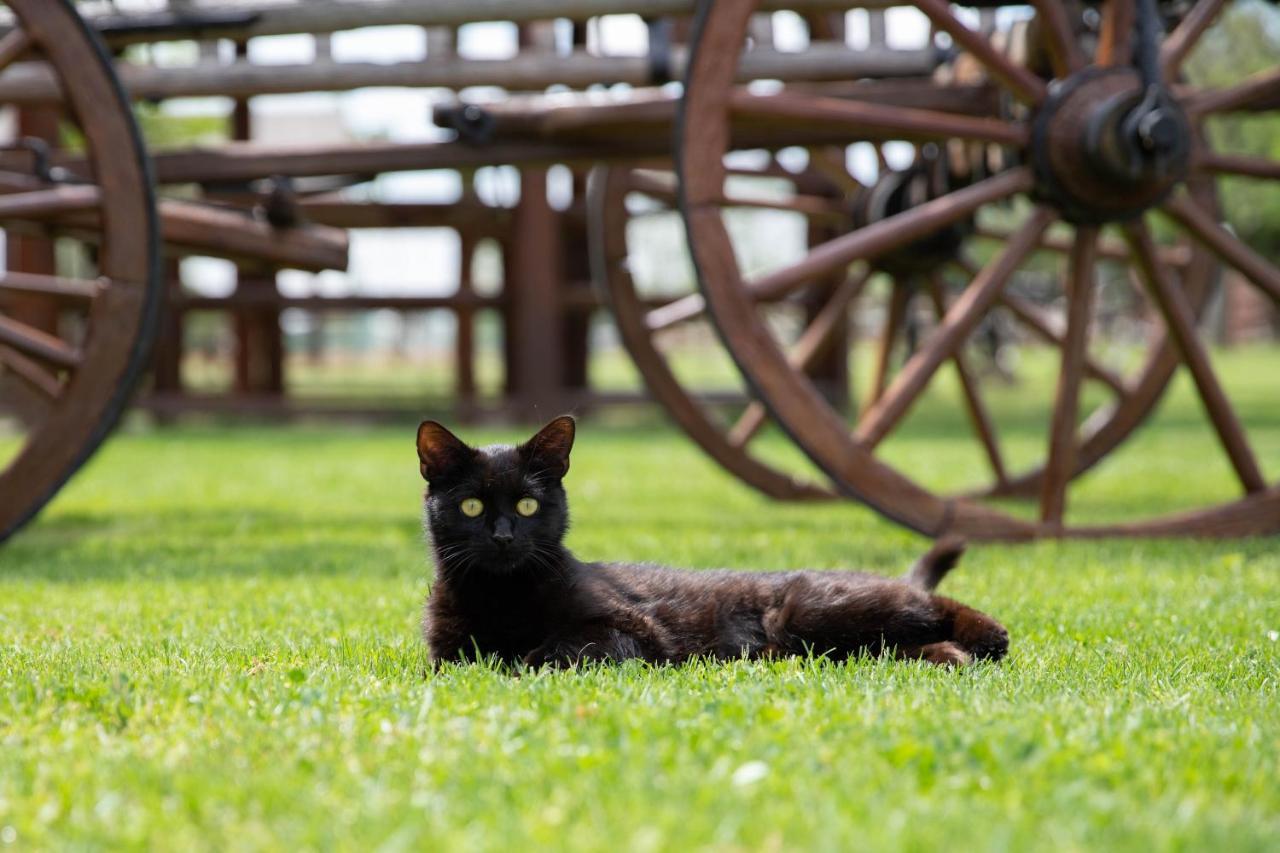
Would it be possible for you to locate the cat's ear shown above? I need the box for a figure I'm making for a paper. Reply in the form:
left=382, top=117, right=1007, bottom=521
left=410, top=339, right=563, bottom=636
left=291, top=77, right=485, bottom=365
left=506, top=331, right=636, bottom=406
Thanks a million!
left=520, top=415, right=575, bottom=479
left=416, top=421, right=476, bottom=482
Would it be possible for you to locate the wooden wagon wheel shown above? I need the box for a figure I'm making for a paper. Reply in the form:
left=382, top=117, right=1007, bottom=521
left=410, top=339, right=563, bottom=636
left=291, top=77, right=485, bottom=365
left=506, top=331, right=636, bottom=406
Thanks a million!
left=589, top=161, right=842, bottom=501
left=0, top=0, right=160, bottom=542
left=677, top=0, right=1280, bottom=539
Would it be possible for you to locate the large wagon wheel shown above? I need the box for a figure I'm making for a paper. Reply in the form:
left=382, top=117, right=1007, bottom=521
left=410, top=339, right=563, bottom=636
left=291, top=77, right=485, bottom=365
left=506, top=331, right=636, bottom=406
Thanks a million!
left=678, top=1, right=1280, bottom=539
left=0, top=0, right=160, bottom=542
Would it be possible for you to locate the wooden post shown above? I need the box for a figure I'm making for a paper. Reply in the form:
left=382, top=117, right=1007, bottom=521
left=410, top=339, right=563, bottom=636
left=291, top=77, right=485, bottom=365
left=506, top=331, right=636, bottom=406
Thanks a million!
left=503, top=168, right=564, bottom=418
left=228, top=38, right=285, bottom=399
left=561, top=174, right=593, bottom=395
left=151, top=257, right=185, bottom=398
left=559, top=21, right=593, bottom=398
left=233, top=265, right=286, bottom=395
left=455, top=228, right=478, bottom=418
left=501, top=22, right=566, bottom=419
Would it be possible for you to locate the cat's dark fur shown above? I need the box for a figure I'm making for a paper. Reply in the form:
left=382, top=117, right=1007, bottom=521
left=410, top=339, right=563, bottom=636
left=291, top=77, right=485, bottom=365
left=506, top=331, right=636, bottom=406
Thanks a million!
left=418, top=416, right=1009, bottom=669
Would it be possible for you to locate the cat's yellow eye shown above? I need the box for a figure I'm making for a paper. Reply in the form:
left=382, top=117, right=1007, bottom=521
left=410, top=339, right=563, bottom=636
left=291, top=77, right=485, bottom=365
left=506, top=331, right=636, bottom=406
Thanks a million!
left=516, top=497, right=539, bottom=517
left=460, top=498, right=484, bottom=518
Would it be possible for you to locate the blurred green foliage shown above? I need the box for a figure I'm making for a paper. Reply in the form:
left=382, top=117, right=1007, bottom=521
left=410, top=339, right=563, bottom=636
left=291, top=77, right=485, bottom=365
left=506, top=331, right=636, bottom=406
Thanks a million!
left=1186, top=1, right=1280, bottom=254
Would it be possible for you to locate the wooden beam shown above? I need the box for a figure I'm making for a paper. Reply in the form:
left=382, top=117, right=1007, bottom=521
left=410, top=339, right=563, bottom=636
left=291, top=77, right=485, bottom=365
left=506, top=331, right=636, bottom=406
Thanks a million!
left=0, top=45, right=937, bottom=104
left=8, top=1, right=919, bottom=48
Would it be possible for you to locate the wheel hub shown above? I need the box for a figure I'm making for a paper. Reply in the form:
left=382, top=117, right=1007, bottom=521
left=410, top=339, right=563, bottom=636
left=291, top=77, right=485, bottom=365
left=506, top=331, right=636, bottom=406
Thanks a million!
left=1031, top=67, right=1192, bottom=224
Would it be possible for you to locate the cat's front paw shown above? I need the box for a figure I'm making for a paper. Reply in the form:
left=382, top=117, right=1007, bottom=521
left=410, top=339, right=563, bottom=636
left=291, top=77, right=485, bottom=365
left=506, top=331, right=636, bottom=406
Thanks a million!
left=522, top=645, right=557, bottom=668
left=522, top=641, right=583, bottom=669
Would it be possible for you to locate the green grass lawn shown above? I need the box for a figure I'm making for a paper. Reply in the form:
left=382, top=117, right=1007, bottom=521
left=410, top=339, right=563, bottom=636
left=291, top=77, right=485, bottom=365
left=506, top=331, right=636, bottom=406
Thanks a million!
left=2, top=361, right=1280, bottom=849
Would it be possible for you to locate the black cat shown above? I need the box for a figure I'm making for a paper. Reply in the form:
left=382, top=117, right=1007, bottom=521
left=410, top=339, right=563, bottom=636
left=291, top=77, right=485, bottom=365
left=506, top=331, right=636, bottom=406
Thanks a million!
left=418, top=416, right=1009, bottom=668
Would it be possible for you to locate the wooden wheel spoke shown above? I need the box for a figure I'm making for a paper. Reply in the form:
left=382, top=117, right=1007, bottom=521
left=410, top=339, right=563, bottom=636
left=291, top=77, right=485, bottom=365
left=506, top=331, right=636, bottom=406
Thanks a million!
left=1123, top=221, right=1267, bottom=494
left=869, top=283, right=910, bottom=408
left=1161, top=195, right=1280, bottom=306
left=1041, top=227, right=1099, bottom=526
left=729, top=91, right=1029, bottom=147
left=1029, top=0, right=1085, bottom=78
left=0, top=342, right=61, bottom=399
left=729, top=269, right=870, bottom=449
left=855, top=207, right=1056, bottom=449
left=0, top=184, right=100, bottom=222
left=1196, top=151, right=1280, bottom=182
left=745, top=168, right=1033, bottom=302
left=915, top=0, right=1047, bottom=104
left=1161, top=0, right=1227, bottom=78
left=1187, top=66, right=1280, bottom=115
left=1097, top=0, right=1136, bottom=66
left=790, top=269, right=869, bottom=372
left=927, top=275, right=1007, bottom=487
left=0, top=271, right=105, bottom=301
left=645, top=293, right=706, bottom=332
left=727, top=402, right=769, bottom=449
left=626, top=169, right=678, bottom=205
left=0, top=314, right=80, bottom=370
left=0, top=28, right=32, bottom=76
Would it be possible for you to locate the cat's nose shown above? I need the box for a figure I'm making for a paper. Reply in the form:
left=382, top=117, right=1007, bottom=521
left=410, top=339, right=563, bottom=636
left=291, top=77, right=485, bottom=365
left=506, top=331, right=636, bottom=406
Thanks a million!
left=491, top=518, right=514, bottom=547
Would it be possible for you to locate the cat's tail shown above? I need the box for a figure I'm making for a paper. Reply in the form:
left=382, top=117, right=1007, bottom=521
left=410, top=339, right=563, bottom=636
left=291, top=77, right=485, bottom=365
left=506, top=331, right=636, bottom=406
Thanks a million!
left=905, top=536, right=966, bottom=591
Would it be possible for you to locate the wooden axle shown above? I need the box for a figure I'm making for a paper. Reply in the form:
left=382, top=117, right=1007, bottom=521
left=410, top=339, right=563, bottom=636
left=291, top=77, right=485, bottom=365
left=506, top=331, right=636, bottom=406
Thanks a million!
left=432, top=81, right=1001, bottom=142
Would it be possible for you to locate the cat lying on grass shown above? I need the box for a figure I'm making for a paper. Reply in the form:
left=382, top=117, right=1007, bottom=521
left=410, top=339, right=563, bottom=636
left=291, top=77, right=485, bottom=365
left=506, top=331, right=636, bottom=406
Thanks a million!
left=418, top=416, right=1009, bottom=668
